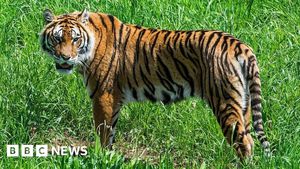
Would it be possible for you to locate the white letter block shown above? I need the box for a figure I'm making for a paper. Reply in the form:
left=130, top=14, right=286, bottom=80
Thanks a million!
left=36, top=145, right=48, bottom=157
left=22, top=145, right=34, bottom=157
left=7, top=145, right=19, bottom=157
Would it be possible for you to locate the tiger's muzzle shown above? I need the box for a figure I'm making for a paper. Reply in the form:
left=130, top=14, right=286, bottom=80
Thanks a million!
left=54, top=55, right=77, bottom=74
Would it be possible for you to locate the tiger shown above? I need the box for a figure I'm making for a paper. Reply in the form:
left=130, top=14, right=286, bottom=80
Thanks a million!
left=40, top=9, right=270, bottom=158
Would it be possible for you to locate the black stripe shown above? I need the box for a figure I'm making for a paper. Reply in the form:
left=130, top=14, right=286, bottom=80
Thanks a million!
left=162, top=91, right=171, bottom=104
left=177, top=85, right=184, bottom=99
left=156, top=71, right=176, bottom=93
left=250, top=89, right=261, bottom=95
left=132, top=88, right=138, bottom=100
left=204, top=32, right=216, bottom=57
left=224, top=73, right=242, bottom=98
left=150, top=28, right=158, bottom=33
left=173, top=31, right=181, bottom=47
left=221, top=36, right=229, bottom=52
left=122, top=28, right=131, bottom=73
left=118, top=23, right=124, bottom=47
left=230, top=38, right=235, bottom=46
left=251, top=98, right=261, bottom=107
left=251, top=63, right=256, bottom=77
left=253, top=114, right=262, bottom=121
left=179, top=39, right=189, bottom=59
left=220, top=85, right=231, bottom=100
left=166, top=34, right=174, bottom=56
left=242, top=58, right=247, bottom=78
left=252, top=106, right=261, bottom=112
left=248, top=55, right=255, bottom=62
left=250, top=83, right=260, bottom=90
left=234, top=43, right=242, bottom=59
left=122, top=28, right=131, bottom=51
left=98, top=14, right=108, bottom=28
left=41, top=33, right=53, bottom=54
left=157, top=56, right=173, bottom=80
left=222, top=115, right=239, bottom=138
left=140, top=66, right=155, bottom=94
left=156, top=55, right=183, bottom=95
left=173, top=58, right=195, bottom=96
left=132, top=29, right=146, bottom=86
left=255, top=127, right=264, bottom=132
left=144, top=89, right=156, bottom=102
left=88, top=17, right=101, bottom=32
left=108, top=15, right=115, bottom=27
left=127, top=76, right=132, bottom=89
left=221, top=111, right=238, bottom=129
left=198, top=31, right=207, bottom=48
left=258, top=136, right=267, bottom=143
left=142, top=43, right=151, bottom=74
left=222, top=52, right=231, bottom=74
left=229, top=96, right=243, bottom=109
left=134, top=25, right=142, bottom=29
left=189, top=39, right=198, bottom=58
left=150, top=31, right=160, bottom=57
left=223, top=120, right=236, bottom=139
left=208, top=32, right=222, bottom=57
left=163, top=31, right=172, bottom=43
left=185, top=31, right=193, bottom=47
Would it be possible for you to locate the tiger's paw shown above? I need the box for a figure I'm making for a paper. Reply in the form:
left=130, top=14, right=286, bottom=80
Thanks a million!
left=234, top=134, right=253, bottom=159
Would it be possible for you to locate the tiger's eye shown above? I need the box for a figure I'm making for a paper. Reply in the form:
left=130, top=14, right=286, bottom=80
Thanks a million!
left=73, top=37, right=80, bottom=42
left=53, top=32, right=61, bottom=42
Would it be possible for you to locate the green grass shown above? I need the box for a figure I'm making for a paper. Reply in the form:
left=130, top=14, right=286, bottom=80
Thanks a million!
left=0, top=0, right=299, bottom=168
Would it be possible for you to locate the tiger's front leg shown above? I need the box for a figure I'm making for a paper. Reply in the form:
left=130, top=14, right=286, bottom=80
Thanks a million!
left=92, top=92, right=121, bottom=148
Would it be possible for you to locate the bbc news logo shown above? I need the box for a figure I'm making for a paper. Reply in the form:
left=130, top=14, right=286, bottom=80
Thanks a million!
left=7, top=145, right=87, bottom=157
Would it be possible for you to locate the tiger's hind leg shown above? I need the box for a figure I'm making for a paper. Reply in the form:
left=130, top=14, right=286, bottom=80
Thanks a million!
left=217, top=102, right=252, bottom=158
left=244, top=98, right=254, bottom=153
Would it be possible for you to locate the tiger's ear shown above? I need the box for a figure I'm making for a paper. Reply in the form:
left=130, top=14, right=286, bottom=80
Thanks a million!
left=43, top=9, right=54, bottom=23
left=79, top=9, right=89, bottom=23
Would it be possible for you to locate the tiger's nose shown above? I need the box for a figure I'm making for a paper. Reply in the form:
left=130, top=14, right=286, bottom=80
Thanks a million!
left=61, top=55, right=71, bottom=60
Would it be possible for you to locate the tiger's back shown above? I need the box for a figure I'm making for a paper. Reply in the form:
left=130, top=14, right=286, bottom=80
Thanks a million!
left=40, top=10, right=270, bottom=159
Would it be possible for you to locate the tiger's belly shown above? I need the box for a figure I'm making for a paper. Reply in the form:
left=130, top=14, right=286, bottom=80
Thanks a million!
left=121, top=84, right=193, bottom=104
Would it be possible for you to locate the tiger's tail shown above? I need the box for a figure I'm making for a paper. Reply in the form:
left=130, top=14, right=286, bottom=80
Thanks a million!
left=248, top=55, right=270, bottom=154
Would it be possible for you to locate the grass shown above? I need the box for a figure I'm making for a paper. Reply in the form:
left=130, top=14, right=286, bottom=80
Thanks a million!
left=0, top=0, right=300, bottom=168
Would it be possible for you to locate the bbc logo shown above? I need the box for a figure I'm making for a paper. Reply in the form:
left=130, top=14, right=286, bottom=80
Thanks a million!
left=7, top=145, right=87, bottom=157
left=7, top=145, right=48, bottom=157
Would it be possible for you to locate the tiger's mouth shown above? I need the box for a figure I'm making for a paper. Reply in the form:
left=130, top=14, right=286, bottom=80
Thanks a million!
left=55, top=62, right=74, bottom=70
left=55, top=62, right=74, bottom=74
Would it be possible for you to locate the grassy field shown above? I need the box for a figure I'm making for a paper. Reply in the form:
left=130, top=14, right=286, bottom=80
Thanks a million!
left=0, top=0, right=300, bottom=168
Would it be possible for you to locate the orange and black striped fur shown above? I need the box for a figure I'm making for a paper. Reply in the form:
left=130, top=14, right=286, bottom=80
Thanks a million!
left=40, top=9, right=270, bottom=158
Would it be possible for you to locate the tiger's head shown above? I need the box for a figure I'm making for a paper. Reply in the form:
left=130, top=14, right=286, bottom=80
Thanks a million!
left=40, top=9, right=94, bottom=74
